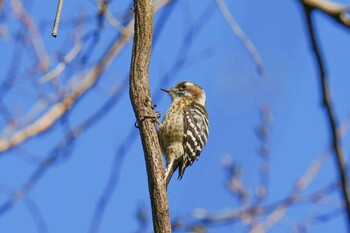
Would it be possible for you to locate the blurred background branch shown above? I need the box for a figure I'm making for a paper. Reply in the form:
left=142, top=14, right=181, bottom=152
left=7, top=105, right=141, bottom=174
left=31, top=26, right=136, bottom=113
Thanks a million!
left=216, top=0, right=265, bottom=76
left=302, top=1, right=350, bottom=227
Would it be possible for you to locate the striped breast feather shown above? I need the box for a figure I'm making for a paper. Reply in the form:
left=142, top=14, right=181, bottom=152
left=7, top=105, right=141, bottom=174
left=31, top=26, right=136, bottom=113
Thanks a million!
left=183, top=102, right=209, bottom=165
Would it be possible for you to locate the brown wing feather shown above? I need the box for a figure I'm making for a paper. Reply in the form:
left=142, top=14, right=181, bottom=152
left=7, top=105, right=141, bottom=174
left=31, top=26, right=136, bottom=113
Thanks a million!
left=178, top=102, right=209, bottom=179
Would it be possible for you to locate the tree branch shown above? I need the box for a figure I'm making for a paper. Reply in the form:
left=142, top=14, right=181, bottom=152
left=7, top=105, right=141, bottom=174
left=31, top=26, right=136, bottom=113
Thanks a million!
left=302, top=0, right=350, bottom=29
left=129, top=0, right=171, bottom=232
left=0, top=17, right=132, bottom=154
left=302, top=2, right=350, bottom=227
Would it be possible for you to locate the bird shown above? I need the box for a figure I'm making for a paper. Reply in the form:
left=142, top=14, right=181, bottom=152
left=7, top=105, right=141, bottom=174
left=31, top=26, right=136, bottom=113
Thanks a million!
left=159, top=81, right=209, bottom=187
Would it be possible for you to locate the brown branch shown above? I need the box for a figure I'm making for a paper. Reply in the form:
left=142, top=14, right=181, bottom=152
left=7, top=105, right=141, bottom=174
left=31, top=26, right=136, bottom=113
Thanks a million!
left=302, top=2, right=350, bottom=227
left=129, top=1, right=171, bottom=233
left=302, top=0, right=350, bottom=29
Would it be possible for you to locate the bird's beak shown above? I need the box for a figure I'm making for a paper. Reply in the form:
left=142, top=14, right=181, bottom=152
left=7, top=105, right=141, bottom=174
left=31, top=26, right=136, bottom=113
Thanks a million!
left=161, top=88, right=171, bottom=93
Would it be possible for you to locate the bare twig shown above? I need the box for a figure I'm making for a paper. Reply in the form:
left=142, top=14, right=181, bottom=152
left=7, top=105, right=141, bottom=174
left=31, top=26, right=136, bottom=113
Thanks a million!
left=255, top=106, right=272, bottom=202
left=39, top=41, right=83, bottom=83
left=0, top=185, right=48, bottom=233
left=105, top=11, right=127, bottom=33
left=52, top=0, right=64, bottom=37
left=248, top=150, right=329, bottom=233
left=0, top=16, right=133, bottom=154
left=89, top=123, right=137, bottom=233
left=10, top=0, right=50, bottom=71
left=221, top=156, right=249, bottom=204
left=216, top=0, right=265, bottom=76
left=248, top=113, right=350, bottom=232
left=302, top=2, right=350, bottom=227
left=0, top=85, right=124, bottom=216
left=173, top=181, right=339, bottom=231
left=23, top=197, right=48, bottom=233
left=129, top=0, right=171, bottom=232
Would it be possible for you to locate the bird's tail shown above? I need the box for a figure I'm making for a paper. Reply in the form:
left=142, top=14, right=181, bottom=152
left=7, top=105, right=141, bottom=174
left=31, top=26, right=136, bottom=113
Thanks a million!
left=164, top=161, right=177, bottom=188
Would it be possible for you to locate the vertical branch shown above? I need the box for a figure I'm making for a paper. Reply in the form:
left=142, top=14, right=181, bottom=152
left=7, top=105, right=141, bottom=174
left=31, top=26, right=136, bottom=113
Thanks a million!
left=129, top=0, right=171, bottom=232
left=302, top=4, right=350, bottom=226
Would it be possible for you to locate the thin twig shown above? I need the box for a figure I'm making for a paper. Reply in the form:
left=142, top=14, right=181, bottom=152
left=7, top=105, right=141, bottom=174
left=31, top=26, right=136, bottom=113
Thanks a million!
left=302, top=2, right=350, bottom=227
left=38, top=41, right=83, bottom=83
left=52, top=0, right=64, bottom=37
left=0, top=85, right=124, bottom=216
left=0, top=16, right=133, bottom=154
left=255, top=106, right=272, bottom=202
left=216, top=0, right=265, bottom=76
left=173, top=181, right=340, bottom=230
left=0, top=184, right=48, bottom=233
left=248, top=150, right=329, bottom=233
left=11, top=0, right=50, bottom=71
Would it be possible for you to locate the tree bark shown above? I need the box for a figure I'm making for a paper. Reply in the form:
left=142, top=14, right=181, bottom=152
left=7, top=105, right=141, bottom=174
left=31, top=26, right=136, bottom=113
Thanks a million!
left=129, top=0, right=171, bottom=232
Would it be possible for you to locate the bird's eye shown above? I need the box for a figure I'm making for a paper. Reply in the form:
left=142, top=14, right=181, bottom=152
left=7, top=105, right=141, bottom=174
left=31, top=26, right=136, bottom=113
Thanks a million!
left=180, top=84, right=187, bottom=90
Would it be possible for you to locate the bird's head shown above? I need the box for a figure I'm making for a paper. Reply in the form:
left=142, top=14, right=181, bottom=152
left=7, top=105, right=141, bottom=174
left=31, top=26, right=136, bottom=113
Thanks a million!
left=161, top=81, right=206, bottom=106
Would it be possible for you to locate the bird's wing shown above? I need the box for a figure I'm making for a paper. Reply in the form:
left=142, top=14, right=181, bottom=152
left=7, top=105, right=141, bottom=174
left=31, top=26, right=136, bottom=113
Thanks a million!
left=179, top=102, right=209, bottom=179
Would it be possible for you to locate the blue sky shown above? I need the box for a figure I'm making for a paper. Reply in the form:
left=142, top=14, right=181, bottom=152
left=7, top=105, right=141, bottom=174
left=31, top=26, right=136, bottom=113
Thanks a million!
left=0, top=0, right=349, bottom=232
